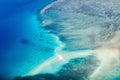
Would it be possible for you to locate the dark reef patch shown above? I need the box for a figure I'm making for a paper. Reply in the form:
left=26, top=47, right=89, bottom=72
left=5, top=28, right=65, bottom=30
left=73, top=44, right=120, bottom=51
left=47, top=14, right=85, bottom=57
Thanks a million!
left=20, top=38, right=30, bottom=45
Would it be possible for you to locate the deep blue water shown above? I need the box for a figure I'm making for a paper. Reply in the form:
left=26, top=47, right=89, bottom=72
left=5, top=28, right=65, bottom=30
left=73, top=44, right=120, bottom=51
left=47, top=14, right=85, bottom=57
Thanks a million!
left=0, top=0, right=56, bottom=79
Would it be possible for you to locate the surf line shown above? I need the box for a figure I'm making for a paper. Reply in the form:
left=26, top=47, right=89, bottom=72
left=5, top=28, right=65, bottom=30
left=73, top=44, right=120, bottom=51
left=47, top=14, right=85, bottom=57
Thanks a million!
left=40, top=0, right=64, bottom=14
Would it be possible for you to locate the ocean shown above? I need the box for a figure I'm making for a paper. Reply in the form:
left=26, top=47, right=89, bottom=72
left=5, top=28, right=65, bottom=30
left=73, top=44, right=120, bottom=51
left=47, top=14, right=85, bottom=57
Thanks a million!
left=0, top=0, right=56, bottom=79
left=1, top=0, right=120, bottom=80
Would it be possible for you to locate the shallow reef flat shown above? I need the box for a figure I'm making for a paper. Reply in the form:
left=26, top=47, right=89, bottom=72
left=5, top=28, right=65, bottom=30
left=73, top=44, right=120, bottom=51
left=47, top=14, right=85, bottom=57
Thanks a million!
left=38, top=0, right=120, bottom=80
left=11, top=0, right=120, bottom=80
